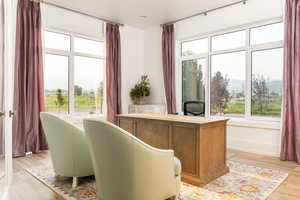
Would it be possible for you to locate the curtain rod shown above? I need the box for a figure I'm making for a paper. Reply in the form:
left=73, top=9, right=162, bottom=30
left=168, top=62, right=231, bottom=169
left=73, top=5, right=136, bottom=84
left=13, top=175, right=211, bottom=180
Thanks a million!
left=161, top=0, right=248, bottom=26
left=30, top=0, right=124, bottom=26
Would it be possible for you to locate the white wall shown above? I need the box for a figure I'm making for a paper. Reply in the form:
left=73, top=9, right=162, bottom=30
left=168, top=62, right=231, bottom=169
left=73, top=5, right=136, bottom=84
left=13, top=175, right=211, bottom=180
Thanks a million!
left=142, top=0, right=284, bottom=157
left=227, top=121, right=281, bottom=156
left=143, top=26, right=166, bottom=105
left=120, top=26, right=145, bottom=113
left=42, top=4, right=103, bottom=38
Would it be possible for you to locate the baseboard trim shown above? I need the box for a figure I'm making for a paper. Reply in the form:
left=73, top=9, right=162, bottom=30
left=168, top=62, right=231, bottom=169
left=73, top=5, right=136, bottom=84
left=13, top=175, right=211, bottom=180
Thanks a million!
left=228, top=138, right=280, bottom=157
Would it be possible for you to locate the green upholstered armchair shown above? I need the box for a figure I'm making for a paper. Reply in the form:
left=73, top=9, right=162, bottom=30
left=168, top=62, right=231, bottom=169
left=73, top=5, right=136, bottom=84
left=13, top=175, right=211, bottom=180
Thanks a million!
left=40, top=112, right=94, bottom=188
left=84, top=119, right=181, bottom=200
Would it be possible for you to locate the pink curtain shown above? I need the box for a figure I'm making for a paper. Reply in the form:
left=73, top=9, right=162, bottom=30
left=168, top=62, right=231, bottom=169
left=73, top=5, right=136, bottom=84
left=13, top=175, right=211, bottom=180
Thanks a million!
left=281, top=0, right=300, bottom=164
left=106, top=23, right=121, bottom=124
left=13, top=0, right=48, bottom=157
left=162, top=24, right=177, bottom=114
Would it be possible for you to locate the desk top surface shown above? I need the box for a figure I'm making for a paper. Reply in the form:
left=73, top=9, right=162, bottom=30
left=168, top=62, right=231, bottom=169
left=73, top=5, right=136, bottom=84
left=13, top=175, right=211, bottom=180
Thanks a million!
left=117, top=113, right=228, bottom=125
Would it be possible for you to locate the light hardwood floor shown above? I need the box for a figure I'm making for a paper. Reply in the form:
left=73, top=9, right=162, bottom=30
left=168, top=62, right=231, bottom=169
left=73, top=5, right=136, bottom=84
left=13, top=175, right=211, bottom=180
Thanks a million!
left=0, top=150, right=300, bottom=200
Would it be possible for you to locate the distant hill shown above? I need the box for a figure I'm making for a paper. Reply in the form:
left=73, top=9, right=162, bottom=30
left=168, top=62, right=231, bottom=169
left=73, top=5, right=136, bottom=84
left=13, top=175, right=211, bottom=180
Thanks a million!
left=228, top=79, right=244, bottom=93
left=268, top=80, right=282, bottom=94
left=226, top=79, right=282, bottom=95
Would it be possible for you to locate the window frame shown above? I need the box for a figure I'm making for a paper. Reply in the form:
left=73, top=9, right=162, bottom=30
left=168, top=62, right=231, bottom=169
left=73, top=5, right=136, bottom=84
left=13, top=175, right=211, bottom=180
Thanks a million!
left=177, top=18, right=283, bottom=122
left=43, top=28, right=106, bottom=115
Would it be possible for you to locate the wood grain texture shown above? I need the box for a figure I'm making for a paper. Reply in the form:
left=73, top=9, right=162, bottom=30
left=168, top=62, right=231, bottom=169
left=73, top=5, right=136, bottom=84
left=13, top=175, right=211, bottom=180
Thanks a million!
left=199, top=124, right=228, bottom=184
left=1, top=150, right=300, bottom=200
left=136, top=119, right=170, bottom=149
left=172, top=125, right=198, bottom=175
left=118, top=115, right=229, bottom=186
left=118, top=118, right=136, bottom=135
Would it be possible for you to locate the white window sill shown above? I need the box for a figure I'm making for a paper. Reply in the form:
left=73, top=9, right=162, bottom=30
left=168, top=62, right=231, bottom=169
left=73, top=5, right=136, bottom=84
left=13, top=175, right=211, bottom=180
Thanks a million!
left=211, top=116, right=281, bottom=130
left=56, top=113, right=105, bottom=118
left=176, top=111, right=281, bottom=130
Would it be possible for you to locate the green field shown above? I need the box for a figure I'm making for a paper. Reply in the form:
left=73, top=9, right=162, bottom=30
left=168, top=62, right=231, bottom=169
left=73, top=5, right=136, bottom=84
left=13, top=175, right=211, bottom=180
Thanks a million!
left=45, top=94, right=69, bottom=113
left=211, top=96, right=282, bottom=117
left=225, top=99, right=245, bottom=115
left=211, top=98, right=245, bottom=117
left=251, top=96, right=282, bottom=117
left=45, top=93, right=103, bottom=114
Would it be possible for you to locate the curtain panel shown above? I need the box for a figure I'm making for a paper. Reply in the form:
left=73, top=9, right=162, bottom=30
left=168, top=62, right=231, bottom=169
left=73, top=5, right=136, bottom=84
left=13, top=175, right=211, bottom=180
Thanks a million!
left=162, top=24, right=177, bottom=114
left=281, top=0, right=300, bottom=164
left=13, top=0, right=48, bottom=157
left=106, top=23, right=121, bottom=124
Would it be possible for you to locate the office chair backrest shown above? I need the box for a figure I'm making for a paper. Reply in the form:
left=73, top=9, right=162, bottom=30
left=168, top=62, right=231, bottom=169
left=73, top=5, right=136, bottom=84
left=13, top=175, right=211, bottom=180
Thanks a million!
left=183, top=101, right=205, bottom=116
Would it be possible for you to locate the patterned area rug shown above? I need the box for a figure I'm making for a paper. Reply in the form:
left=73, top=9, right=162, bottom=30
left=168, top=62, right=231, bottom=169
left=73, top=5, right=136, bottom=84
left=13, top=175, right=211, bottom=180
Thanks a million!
left=26, top=161, right=288, bottom=200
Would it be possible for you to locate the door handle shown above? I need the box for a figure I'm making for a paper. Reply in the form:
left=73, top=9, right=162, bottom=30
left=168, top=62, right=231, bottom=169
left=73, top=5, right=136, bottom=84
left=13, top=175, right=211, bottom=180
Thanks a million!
left=9, top=110, right=15, bottom=118
left=0, top=111, right=4, bottom=117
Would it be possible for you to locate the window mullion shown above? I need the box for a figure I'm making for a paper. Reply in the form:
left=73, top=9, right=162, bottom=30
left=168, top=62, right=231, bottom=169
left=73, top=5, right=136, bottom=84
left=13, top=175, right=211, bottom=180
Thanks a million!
left=206, top=36, right=212, bottom=117
left=245, top=28, right=252, bottom=119
left=210, top=47, right=247, bottom=56
left=176, top=41, right=183, bottom=114
left=69, top=35, right=75, bottom=114
left=181, top=53, right=209, bottom=61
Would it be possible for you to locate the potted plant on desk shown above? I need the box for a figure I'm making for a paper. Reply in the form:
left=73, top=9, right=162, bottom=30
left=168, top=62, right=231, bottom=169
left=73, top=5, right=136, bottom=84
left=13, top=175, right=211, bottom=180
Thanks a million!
left=130, top=75, right=150, bottom=105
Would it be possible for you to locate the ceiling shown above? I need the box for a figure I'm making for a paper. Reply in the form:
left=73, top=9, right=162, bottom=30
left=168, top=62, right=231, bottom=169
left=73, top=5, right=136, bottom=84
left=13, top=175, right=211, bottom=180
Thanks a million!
left=46, top=0, right=238, bottom=28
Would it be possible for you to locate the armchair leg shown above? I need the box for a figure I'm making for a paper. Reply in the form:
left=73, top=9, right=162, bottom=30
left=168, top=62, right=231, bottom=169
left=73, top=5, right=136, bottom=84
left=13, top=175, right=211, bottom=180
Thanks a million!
left=167, top=196, right=176, bottom=200
left=72, top=177, right=78, bottom=188
left=54, top=174, right=60, bottom=181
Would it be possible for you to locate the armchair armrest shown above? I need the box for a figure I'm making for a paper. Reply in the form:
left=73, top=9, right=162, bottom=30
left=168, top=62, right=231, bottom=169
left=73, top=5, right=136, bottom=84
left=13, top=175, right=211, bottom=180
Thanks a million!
left=131, top=136, right=179, bottom=199
left=174, top=157, right=181, bottom=176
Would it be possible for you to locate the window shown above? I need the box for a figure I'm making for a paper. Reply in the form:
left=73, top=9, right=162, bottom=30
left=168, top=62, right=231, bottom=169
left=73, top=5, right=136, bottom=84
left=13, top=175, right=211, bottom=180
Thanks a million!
left=250, top=22, right=283, bottom=45
left=211, top=51, right=246, bottom=116
left=44, top=31, right=70, bottom=51
left=182, top=59, right=206, bottom=103
left=74, top=56, right=104, bottom=114
left=181, top=38, right=208, bottom=56
left=180, top=20, right=283, bottom=120
left=212, top=31, right=246, bottom=51
left=44, top=54, right=69, bottom=113
left=251, top=48, right=283, bottom=117
left=74, top=37, right=104, bottom=56
left=44, top=30, right=105, bottom=115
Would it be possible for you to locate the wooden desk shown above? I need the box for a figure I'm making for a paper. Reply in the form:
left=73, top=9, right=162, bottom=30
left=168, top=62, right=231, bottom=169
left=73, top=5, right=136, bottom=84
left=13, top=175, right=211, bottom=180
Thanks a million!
left=117, top=113, right=229, bottom=186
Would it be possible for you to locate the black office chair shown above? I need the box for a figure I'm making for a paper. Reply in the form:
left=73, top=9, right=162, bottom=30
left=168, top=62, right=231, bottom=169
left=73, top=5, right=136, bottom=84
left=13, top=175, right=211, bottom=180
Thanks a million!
left=183, top=101, right=205, bottom=116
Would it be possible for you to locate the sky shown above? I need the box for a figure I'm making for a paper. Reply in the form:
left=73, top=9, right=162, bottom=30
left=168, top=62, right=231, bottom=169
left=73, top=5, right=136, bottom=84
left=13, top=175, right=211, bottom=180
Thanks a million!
left=252, top=48, right=283, bottom=80
left=44, top=54, right=69, bottom=90
left=44, top=54, right=103, bottom=90
left=74, top=56, right=103, bottom=90
left=211, top=51, right=245, bottom=80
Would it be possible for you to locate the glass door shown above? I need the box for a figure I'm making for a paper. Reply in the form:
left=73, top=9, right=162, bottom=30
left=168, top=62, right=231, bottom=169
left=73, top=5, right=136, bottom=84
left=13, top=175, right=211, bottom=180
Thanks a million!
left=181, top=58, right=207, bottom=115
left=0, top=0, right=14, bottom=195
left=0, top=0, right=5, bottom=183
